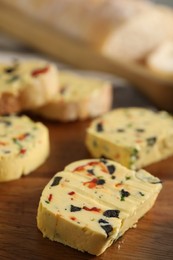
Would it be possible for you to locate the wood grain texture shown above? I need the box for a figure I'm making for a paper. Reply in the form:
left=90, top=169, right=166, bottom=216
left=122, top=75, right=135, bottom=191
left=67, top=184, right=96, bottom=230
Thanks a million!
left=0, top=87, right=173, bottom=260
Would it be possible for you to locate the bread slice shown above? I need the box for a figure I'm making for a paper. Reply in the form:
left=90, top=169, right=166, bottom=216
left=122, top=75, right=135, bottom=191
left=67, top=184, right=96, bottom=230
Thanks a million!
left=146, top=40, right=173, bottom=78
left=37, top=158, right=162, bottom=255
left=86, top=107, right=173, bottom=169
left=0, top=115, right=49, bottom=182
left=33, top=71, right=113, bottom=122
left=0, top=59, right=59, bottom=115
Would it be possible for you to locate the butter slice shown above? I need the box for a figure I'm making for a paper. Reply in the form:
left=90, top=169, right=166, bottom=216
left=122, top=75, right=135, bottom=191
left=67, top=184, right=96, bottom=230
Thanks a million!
left=0, top=60, right=58, bottom=114
left=86, top=107, right=173, bottom=169
left=0, top=115, right=49, bottom=182
left=37, top=159, right=162, bottom=255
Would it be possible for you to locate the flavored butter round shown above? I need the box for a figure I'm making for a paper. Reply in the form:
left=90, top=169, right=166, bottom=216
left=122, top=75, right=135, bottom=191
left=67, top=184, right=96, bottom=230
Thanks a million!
left=0, top=115, right=49, bottom=182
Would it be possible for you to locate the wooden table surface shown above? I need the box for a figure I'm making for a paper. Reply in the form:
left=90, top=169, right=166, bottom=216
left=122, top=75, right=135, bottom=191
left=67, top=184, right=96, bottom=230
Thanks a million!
left=0, top=87, right=173, bottom=260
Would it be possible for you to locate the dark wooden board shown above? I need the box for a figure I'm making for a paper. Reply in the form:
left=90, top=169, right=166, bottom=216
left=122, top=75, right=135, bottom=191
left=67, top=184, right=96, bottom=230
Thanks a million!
left=0, top=87, right=173, bottom=260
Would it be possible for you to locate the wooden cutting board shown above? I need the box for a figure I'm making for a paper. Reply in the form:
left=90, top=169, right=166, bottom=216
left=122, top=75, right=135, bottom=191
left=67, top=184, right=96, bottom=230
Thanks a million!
left=0, top=87, right=173, bottom=260
left=0, top=1, right=173, bottom=112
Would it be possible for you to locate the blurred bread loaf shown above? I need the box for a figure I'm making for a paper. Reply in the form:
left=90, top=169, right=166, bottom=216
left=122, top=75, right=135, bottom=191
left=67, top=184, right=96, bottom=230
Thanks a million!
left=102, top=7, right=173, bottom=61
left=1, top=0, right=173, bottom=63
left=33, top=71, right=113, bottom=122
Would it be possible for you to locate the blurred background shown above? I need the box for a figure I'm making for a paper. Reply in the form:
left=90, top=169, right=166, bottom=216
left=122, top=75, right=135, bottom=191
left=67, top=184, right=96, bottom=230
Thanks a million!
left=0, top=0, right=172, bottom=111
left=0, top=0, right=172, bottom=56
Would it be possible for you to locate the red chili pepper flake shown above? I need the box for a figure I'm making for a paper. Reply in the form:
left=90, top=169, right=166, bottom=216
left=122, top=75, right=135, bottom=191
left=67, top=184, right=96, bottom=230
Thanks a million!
left=17, top=133, right=30, bottom=141
left=115, top=182, right=123, bottom=187
left=114, top=153, right=120, bottom=160
left=70, top=217, right=76, bottom=221
left=48, top=194, right=53, bottom=202
left=83, top=178, right=97, bottom=189
left=83, top=206, right=101, bottom=212
left=73, top=165, right=85, bottom=172
left=20, top=148, right=26, bottom=154
left=0, top=141, right=7, bottom=146
left=136, top=139, right=142, bottom=143
left=88, top=162, right=107, bottom=173
left=73, top=161, right=108, bottom=174
left=68, top=191, right=75, bottom=196
left=83, top=178, right=106, bottom=188
left=31, top=66, right=49, bottom=77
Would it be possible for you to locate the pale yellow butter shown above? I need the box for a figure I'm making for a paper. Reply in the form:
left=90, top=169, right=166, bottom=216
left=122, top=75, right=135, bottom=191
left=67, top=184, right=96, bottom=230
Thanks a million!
left=0, top=115, right=49, bottom=182
left=37, top=159, right=162, bottom=255
left=86, top=108, right=173, bottom=169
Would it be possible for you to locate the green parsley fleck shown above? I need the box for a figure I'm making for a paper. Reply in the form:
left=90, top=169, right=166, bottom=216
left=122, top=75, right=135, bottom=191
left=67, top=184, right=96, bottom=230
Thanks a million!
left=139, top=191, right=145, bottom=196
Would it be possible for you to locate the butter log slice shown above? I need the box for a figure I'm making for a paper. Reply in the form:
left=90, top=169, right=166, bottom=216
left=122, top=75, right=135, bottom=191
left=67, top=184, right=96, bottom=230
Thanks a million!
left=33, top=71, right=113, bottom=121
left=37, top=159, right=162, bottom=256
left=86, top=107, right=173, bottom=169
left=0, top=115, right=49, bottom=182
left=0, top=60, right=59, bottom=115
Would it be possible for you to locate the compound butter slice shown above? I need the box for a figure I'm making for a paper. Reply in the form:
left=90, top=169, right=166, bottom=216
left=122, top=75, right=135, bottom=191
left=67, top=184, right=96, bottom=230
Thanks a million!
left=37, top=159, right=162, bottom=256
left=0, top=60, right=59, bottom=115
left=0, top=115, right=49, bottom=182
left=86, top=107, right=173, bottom=169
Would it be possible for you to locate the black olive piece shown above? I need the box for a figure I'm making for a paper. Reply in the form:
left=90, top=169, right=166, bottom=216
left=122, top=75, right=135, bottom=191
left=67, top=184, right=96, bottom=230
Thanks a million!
left=103, top=209, right=120, bottom=218
left=100, top=156, right=108, bottom=164
left=51, top=176, right=62, bottom=187
left=96, top=179, right=105, bottom=185
left=98, top=219, right=113, bottom=237
left=70, top=205, right=82, bottom=212
left=96, top=122, right=104, bottom=132
left=4, top=67, right=16, bottom=73
left=107, top=165, right=116, bottom=175
left=87, top=169, right=95, bottom=175
left=146, top=137, right=157, bottom=146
